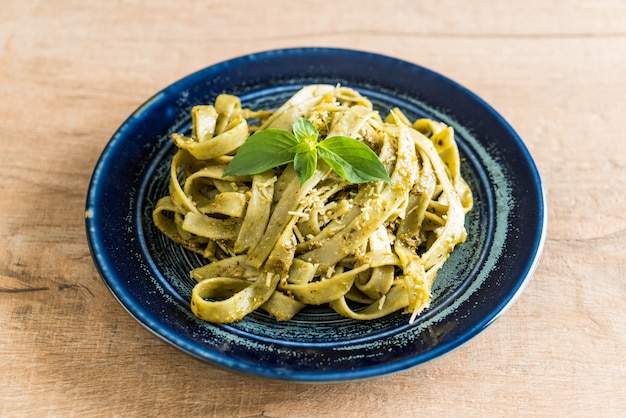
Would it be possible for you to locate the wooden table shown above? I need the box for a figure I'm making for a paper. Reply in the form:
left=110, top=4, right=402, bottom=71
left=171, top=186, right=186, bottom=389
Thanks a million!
left=2, top=1, right=625, bottom=416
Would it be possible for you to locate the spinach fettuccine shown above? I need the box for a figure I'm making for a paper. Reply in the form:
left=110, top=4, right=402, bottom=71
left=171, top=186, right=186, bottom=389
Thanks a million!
left=152, top=85, right=473, bottom=324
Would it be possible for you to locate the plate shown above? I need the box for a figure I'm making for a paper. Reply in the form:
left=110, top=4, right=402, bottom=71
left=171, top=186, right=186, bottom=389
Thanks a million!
left=85, top=48, right=546, bottom=382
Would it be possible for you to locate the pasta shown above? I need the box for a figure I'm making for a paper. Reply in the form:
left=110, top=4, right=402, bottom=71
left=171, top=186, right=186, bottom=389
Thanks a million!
left=153, top=85, right=473, bottom=324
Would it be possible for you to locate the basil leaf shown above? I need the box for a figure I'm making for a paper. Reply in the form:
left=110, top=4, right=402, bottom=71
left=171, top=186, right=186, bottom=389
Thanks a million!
left=223, top=129, right=298, bottom=176
left=223, top=118, right=391, bottom=188
left=293, top=150, right=318, bottom=186
left=317, top=136, right=391, bottom=184
left=293, top=118, right=319, bottom=144
left=292, top=141, right=315, bottom=154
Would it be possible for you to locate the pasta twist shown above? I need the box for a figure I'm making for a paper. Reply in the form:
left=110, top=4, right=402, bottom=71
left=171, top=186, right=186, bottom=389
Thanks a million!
left=153, top=85, right=473, bottom=323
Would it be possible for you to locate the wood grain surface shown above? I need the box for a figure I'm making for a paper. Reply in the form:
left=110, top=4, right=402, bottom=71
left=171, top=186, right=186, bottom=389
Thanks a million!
left=1, top=1, right=625, bottom=416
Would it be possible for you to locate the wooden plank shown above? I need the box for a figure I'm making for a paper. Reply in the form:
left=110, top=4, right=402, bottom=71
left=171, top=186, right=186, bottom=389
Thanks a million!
left=1, top=0, right=625, bottom=416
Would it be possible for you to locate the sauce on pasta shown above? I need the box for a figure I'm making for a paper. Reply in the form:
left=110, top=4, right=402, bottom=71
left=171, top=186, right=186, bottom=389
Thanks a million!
left=153, top=85, right=473, bottom=323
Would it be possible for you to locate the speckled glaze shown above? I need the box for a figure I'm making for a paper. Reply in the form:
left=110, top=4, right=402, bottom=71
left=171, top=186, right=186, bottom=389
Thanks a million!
left=85, top=48, right=546, bottom=382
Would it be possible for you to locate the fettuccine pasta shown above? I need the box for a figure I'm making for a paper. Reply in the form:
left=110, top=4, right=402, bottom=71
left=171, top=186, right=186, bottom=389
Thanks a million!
left=153, top=85, right=473, bottom=323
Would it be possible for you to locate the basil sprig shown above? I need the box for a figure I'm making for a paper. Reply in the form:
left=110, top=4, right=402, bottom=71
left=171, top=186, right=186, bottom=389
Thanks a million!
left=223, top=118, right=391, bottom=186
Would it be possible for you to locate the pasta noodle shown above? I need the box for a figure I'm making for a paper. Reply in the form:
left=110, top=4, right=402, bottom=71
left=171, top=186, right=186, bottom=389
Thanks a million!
left=152, top=85, right=473, bottom=324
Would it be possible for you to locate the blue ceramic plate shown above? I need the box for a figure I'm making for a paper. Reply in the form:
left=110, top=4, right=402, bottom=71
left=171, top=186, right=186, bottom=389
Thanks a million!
left=85, top=48, right=546, bottom=382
